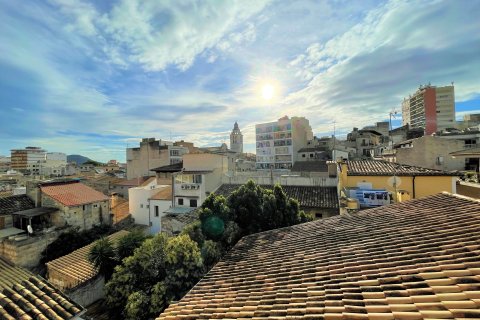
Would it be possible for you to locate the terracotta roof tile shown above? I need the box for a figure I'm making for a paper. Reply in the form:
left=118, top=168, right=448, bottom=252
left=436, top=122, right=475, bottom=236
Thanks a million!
left=0, top=195, right=35, bottom=215
left=214, top=184, right=339, bottom=209
left=150, top=186, right=172, bottom=201
left=292, top=160, right=329, bottom=172
left=112, top=202, right=130, bottom=224
left=113, top=177, right=151, bottom=186
left=158, top=193, right=480, bottom=319
left=0, top=258, right=83, bottom=319
left=46, top=230, right=130, bottom=290
left=40, top=182, right=109, bottom=207
left=344, top=160, right=460, bottom=176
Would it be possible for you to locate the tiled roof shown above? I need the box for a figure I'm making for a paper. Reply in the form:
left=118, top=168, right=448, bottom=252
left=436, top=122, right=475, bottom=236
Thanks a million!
left=0, top=258, right=83, bottom=319
left=113, top=176, right=151, bottom=186
left=0, top=194, right=35, bottom=215
left=40, top=181, right=109, bottom=207
left=344, top=160, right=460, bottom=176
left=158, top=193, right=480, bottom=320
left=150, top=186, right=172, bottom=200
left=291, top=161, right=329, bottom=172
left=111, top=199, right=130, bottom=224
left=0, top=191, right=14, bottom=199
left=214, top=184, right=339, bottom=209
left=46, top=230, right=130, bottom=289
left=151, top=162, right=183, bottom=172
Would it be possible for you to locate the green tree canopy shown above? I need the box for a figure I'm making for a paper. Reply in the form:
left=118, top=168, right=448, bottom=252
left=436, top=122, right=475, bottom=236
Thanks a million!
left=105, top=233, right=203, bottom=319
left=88, top=237, right=117, bottom=281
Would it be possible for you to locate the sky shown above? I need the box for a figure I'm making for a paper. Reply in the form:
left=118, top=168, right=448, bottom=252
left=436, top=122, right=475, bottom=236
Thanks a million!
left=1, top=0, right=479, bottom=162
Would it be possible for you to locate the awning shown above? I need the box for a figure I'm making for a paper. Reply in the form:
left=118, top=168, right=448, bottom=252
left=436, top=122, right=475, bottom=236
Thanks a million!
left=163, top=207, right=196, bottom=215
left=12, top=207, right=58, bottom=218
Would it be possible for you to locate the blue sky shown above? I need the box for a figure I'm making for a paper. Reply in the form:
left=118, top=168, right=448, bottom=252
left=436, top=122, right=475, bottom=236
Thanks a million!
left=1, top=0, right=479, bottom=162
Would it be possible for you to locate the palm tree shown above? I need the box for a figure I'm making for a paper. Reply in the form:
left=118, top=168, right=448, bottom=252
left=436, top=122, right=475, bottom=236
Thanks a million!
left=88, top=237, right=117, bottom=281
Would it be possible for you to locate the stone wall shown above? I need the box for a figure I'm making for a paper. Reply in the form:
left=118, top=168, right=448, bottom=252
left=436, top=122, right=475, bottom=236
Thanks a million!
left=43, top=194, right=110, bottom=231
left=0, top=230, right=60, bottom=268
left=67, top=276, right=105, bottom=308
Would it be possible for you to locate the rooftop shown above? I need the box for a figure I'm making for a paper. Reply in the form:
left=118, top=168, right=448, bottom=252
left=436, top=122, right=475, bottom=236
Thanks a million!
left=159, top=193, right=480, bottom=319
left=150, top=186, right=172, bottom=201
left=113, top=176, right=151, bottom=186
left=214, top=184, right=339, bottom=209
left=40, top=181, right=109, bottom=206
left=0, top=194, right=35, bottom=215
left=291, top=160, right=329, bottom=172
left=150, top=162, right=183, bottom=173
left=343, top=160, right=460, bottom=176
left=46, top=230, right=130, bottom=289
left=450, top=147, right=480, bottom=158
left=0, top=257, right=83, bottom=319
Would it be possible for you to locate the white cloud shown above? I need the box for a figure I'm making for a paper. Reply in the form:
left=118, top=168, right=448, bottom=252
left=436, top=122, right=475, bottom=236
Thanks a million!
left=285, top=0, right=480, bottom=135
left=50, top=0, right=271, bottom=71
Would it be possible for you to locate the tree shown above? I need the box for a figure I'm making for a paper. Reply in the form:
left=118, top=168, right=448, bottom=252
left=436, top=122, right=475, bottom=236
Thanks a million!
left=88, top=237, right=117, bottom=281
left=105, top=233, right=203, bottom=319
left=117, top=231, right=148, bottom=261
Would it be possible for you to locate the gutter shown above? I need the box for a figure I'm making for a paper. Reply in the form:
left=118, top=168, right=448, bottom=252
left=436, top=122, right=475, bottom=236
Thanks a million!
left=412, top=175, right=416, bottom=199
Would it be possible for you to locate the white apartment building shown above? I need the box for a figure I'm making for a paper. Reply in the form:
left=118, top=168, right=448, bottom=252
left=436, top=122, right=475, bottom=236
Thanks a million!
left=256, top=116, right=313, bottom=170
left=173, top=153, right=228, bottom=208
left=129, top=178, right=171, bottom=234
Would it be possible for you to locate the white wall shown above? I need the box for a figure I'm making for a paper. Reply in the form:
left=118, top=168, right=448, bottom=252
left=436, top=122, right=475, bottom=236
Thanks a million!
left=129, top=182, right=166, bottom=228
left=148, top=199, right=171, bottom=234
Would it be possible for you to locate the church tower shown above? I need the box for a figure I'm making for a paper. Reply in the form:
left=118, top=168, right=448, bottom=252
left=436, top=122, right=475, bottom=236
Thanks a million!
left=230, top=122, right=243, bottom=154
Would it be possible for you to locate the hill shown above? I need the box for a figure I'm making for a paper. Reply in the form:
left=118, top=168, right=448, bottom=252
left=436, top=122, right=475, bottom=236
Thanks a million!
left=67, top=154, right=91, bottom=165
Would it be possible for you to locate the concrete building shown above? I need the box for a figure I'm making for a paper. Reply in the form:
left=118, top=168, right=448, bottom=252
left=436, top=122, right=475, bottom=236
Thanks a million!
left=126, top=138, right=190, bottom=179
left=256, top=116, right=313, bottom=170
left=436, top=128, right=480, bottom=170
left=173, top=153, right=228, bottom=208
left=402, top=84, right=455, bottom=134
left=229, top=122, right=243, bottom=154
left=0, top=156, right=10, bottom=173
left=10, top=147, right=46, bottom=175
left=346, top=128, right=386, bottom=159
left=393, top=136, right=465, bottom=171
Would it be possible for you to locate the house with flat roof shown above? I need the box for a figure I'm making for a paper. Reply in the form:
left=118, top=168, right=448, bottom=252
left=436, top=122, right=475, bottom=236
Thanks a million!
left=158, top=193, right=480, bottom=319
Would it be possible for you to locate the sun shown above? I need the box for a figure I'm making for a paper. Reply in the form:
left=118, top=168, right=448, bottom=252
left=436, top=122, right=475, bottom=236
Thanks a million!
left=261, top=84, right=275, bottom=100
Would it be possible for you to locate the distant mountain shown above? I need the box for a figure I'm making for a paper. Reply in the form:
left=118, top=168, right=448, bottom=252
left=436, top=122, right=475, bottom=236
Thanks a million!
left=67, top=154, right=91, bottom=165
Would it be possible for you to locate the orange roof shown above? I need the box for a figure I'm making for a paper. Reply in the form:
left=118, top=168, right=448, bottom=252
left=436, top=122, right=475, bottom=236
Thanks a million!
left=112, top=201, right=130, bottom=224
left=41, top=182, right=109, bottom=207
left=150, top=186, right=172, bottom=200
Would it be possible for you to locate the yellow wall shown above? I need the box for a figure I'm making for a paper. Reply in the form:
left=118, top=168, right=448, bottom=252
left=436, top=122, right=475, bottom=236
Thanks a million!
left=343, top=175, right=455, bottom=200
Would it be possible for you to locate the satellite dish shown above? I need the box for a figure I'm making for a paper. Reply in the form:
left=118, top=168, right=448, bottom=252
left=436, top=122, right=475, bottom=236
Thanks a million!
left=27, top=225, right=33, bottom=234
left=387, top=176, right=402, bottom=188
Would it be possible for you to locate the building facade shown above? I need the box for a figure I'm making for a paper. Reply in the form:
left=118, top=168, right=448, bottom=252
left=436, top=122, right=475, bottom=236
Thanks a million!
left=256, top=116, right=313, bottom=170
left=229, top=122, right=243, bottom=154
left=402, top=84, right=455, bottom=134
left=10, top=147, right=46, bottom=175
left=126, top=138, right=190, bottom=179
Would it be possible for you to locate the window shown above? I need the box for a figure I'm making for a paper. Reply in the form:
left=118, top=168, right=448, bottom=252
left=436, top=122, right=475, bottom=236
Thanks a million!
left=190, top=199, right=198, bottom=207
left=302, top=154, right=306, bottom=158
left=178, top=198, right=184, bottom=205
left=140, top=204, right=143, bottom=208
left=193, top=175, right=202, bottom=183
left=82, top=205, right=86, bottom=210
left=154, top=206, right=159, bottom=217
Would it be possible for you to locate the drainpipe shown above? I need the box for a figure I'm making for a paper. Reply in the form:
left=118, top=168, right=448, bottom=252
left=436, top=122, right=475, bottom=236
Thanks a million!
left=412, top=175, right=416, bottom=199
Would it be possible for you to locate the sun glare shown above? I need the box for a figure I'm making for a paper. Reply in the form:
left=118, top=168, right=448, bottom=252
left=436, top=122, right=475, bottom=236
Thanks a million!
left=261, top=84, right=275, bottom=100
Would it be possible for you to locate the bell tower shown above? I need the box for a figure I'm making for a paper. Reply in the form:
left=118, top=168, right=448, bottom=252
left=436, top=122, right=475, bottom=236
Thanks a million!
left=230, top=122, right=243, bottom=154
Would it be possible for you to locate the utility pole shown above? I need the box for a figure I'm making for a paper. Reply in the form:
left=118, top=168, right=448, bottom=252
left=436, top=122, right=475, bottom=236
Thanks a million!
left=332, top=120, right=336, bottom=160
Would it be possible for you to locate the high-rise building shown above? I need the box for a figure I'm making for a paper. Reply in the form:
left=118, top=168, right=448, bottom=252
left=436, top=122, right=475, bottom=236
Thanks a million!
left=255, top=116, right=313, bottom=170
left=10, top=147, right=46, bottom=174
left=402, top=84, right=455, bottom=135
left=229, top=122, right=243, bottom=154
